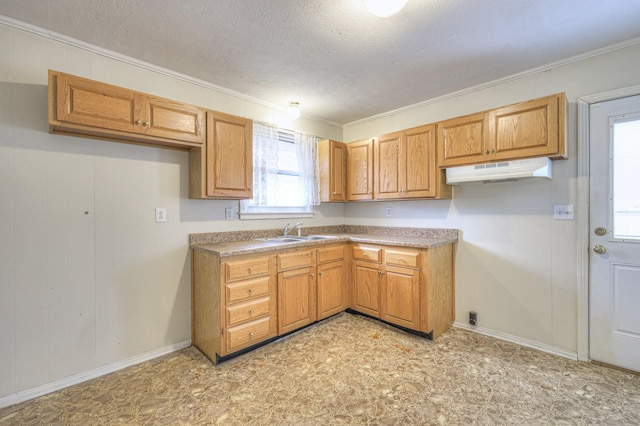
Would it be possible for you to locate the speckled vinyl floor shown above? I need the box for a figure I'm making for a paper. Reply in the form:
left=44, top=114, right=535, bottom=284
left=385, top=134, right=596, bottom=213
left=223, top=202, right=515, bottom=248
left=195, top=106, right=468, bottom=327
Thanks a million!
left=1, top=313, right=639, bottom=425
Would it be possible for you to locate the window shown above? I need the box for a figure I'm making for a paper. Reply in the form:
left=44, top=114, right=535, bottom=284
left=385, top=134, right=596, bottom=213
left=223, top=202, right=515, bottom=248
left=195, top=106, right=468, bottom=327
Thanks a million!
left=240, top=122, right=320, bottom=219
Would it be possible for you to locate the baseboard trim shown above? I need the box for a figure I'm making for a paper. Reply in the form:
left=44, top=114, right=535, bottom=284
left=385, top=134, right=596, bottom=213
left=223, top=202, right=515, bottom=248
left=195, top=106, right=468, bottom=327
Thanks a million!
left=453, top=322, right=578, bottom=361
left=0, top=339, right=191, bottom=409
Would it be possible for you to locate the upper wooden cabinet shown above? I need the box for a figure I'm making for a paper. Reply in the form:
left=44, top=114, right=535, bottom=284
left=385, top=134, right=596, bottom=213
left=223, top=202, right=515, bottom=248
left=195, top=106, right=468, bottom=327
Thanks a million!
left=318, top=140, right=347, bottom=202
left=48, top=70, right=205, bottom=149
left=347, top=138, right=375, bottom=201
left=189, top=111, right=253, bottom=199
left=375, top=124, right=450, bottom=200
left=438, top=93, right=566, bottom=167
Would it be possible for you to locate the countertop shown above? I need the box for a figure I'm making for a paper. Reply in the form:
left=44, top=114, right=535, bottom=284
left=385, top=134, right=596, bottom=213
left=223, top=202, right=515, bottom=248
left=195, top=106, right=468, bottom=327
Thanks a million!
left=191, top=231, right=457, bottom=258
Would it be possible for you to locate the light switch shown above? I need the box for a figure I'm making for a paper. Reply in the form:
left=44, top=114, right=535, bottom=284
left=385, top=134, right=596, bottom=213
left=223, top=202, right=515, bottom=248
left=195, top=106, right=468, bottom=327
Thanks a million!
left=553, top=204, right=574, bottom=220
left=225, top=207, right=234, bottom=221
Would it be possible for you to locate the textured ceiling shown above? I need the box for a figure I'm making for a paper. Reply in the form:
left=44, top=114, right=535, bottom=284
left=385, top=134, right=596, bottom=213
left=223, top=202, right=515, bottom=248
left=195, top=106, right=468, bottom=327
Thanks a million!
left=2, top=0, right=640, bottom=124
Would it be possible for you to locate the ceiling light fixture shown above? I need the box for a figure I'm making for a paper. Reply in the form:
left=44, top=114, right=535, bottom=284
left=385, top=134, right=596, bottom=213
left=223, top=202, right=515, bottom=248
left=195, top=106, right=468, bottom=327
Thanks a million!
left=287, top=101, right=301, bottom=120
left=363, top=0, right=408, bottom=17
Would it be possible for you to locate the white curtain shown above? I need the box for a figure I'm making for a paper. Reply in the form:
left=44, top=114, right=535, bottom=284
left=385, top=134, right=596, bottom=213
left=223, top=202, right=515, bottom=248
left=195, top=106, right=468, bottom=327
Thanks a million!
left=294, top=130, right=321, bottom=206
left=251, top=121, right=280, bottom=206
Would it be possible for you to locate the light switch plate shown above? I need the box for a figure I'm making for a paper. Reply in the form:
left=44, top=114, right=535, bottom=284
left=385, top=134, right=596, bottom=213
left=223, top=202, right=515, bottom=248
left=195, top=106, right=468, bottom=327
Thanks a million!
left=553, top=204, right=574, bottom=220
left=225, top=207, right=234, bottom=221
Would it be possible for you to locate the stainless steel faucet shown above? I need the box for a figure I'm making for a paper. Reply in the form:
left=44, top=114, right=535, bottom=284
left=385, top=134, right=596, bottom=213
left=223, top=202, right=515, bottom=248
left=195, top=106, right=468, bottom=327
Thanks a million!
left=291, top=222, right=304, bottom=237
left=283, top=222, right=304, bottom=237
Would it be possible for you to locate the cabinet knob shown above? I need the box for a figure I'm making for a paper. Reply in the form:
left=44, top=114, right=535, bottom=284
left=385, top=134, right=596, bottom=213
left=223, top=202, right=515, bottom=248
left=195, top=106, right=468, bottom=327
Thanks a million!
left=250, top=332, right=255, bottom=336
left=143, top=121, right=149, bottom=127
left=135, top=119, right=142, bottom=125
left=490, top=148, right=495, bottom=154
left=249, top=310, right=254, bottom=314
left=319, top=271, right=323, bottom=277
left=484, top=149, right=489, bottom=155
left=311, top=273, right=315, bottom=278
left=248, top=267, right=254, bottom=273
left=248, top=288, right=254, bottom=293
left=378, top=271, right=385, bottom=276
left=333, top=191, right=336, bottom=195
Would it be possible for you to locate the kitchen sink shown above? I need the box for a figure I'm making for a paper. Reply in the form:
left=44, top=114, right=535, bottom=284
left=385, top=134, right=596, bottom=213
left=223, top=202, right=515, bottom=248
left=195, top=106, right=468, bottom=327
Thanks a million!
left=254, top=235, right=338, bottom=243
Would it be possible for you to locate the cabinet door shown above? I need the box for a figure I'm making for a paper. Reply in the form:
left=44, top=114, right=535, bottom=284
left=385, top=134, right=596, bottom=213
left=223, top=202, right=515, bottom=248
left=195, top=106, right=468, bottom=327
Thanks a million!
left=56, top=72, right=141, bottom=133
left=317, top=260, right=347, bottom=320
left=437, top=112, right=489, bottom=167
left=403, top=124, right=437, bottom=198
left=352, top=260, right=380, bottom=317
left=206, top=111, right=253, bottom=198
left=489, top=93, right=563, bottom=161
left=144, top=96, right=205, bottom=144
left=375, top=132, right=401, bottom=199
left=379, top=265, right=420, bottom=330
left=319, top=140, right=347, bottom=202
left=347, top=139, right=374, bottom=200
left=278, top=266, right=317, bottom=334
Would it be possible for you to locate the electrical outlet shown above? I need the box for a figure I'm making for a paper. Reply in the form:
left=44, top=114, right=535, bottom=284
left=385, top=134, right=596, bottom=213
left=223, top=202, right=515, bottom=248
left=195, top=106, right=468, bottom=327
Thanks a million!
left=225, top=207, right=234, bottom=221
left=155, top=207, right=167, bottom=223
left=385, top=207, right=392, bottom=217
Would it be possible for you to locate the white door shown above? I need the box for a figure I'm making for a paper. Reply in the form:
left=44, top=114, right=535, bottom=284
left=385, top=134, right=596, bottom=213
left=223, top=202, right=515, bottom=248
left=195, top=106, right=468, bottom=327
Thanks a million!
left=589, top=94, right=640, bottom=372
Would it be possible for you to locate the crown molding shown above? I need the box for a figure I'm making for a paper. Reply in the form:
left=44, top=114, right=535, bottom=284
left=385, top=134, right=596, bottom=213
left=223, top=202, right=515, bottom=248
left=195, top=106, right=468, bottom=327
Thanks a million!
left=344, top=36, right=640, bottom=129
left=0, top=14, right=343, bottom=129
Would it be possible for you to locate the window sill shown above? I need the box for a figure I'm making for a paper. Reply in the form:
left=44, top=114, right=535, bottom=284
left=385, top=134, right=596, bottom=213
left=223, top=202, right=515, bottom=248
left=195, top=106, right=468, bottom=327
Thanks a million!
left=239, top=211, right=315, bottom=220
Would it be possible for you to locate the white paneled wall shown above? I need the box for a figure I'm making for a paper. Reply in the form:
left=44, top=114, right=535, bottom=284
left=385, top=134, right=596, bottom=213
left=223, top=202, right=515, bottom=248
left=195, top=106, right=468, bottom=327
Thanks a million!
left=0, top=21, right=343, bottom=404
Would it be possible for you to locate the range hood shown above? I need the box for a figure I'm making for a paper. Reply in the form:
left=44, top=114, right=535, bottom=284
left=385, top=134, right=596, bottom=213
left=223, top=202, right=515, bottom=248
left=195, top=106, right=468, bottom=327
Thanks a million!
left=446, top=157, right=552, bottom=185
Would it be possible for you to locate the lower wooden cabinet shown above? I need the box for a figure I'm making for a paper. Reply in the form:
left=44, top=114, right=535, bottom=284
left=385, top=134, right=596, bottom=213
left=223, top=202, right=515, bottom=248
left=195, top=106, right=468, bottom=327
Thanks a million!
left=277, top=250, right=317, bottom=334
left=351, top=243, right=454, bottom=337
left=317, top=245, right=348, bottom=319
left=192, top=240, right=453, bottom=363
left=192, top=251, right=277, bottom=362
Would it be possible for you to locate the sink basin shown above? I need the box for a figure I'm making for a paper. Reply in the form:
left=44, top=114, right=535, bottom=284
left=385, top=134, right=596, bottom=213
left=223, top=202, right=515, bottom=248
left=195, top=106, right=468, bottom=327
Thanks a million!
left=254, top=235, right=338, bottom=243
left=295, top=235, right=338, bottom=241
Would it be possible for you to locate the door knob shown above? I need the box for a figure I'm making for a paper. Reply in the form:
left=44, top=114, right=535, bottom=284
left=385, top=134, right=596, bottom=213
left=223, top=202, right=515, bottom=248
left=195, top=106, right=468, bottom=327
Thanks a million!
left=594, top=227, right=607, bottom=236
left=593, top=245, right=607, bottom=254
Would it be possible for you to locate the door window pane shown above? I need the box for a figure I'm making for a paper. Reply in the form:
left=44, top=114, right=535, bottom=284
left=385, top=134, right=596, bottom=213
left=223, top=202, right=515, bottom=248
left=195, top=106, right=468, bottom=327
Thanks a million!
left=612, top=116, right=640, bottom=240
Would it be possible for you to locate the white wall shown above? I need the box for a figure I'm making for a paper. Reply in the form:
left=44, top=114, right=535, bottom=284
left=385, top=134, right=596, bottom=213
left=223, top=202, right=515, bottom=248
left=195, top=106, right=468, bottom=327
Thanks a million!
left=0, top=22, right=343, bottom=402
left=343, top=42, right=640, bottom=355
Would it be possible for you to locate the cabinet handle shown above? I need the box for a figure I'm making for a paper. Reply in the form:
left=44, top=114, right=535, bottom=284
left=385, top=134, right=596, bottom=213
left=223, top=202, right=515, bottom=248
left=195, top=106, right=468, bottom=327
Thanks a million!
left=135, top=119, right=142, bottom=125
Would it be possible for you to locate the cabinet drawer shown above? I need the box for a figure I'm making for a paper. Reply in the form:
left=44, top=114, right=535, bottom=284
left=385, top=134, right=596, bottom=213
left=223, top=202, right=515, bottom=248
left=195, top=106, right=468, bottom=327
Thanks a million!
left=225, top=276, right=270, bottom=304
left=352, top=245, right=381, bottom=262
left=225, top=256, right=270, bottom=282
left=277, top=250, right=314, bottom=271
left=384, top=249, right=420, bottom=268
left=226, top=296, right=271, bottom=327
left=317, top=245, right=344, bottom=264
left=226, top=316, right=271, bottom=352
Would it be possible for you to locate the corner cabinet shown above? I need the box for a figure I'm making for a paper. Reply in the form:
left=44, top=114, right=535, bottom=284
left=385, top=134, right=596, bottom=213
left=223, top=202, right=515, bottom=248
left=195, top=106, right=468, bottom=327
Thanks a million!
left=319, top=140, right=348, bottom=202
left=351, top=243, right=454, bottom=338
left=375, top=124, right=450, bottom=200
left=438, top=93, right=567, bottom=167
left=48, top=70, right=206, bottom=149
left=189, top=111, right=253, bottom=199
